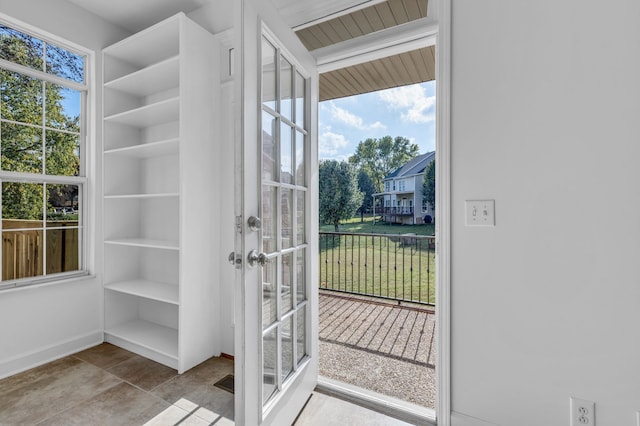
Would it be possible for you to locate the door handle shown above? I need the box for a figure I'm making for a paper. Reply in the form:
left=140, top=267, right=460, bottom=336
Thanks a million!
left=247, top=216, right=261, bottom=232
left=247, top=250, right=269, bottom=268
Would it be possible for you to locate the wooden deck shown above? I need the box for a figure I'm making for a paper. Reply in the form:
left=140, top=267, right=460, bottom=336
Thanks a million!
left=318, top=290, right=436, bottom=408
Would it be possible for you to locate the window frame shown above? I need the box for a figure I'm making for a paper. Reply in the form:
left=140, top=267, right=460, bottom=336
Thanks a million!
left=0, top=15, right=91, bottom=290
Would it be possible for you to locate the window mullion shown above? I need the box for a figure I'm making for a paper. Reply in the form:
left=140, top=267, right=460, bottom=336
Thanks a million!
left=0, top=60, right=87, bottom=92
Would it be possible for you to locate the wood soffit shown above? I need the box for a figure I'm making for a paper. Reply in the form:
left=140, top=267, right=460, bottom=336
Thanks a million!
left=295, top=0, right=434, bottom=100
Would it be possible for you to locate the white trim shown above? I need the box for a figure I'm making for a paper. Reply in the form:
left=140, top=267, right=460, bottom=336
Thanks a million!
left=290, top=0, right=388, bottom=31
left=0, top=13, right=92, bottom=287
left=314, top=17, right=437, bottom=73
left=317, top=377, right=436, bottom=425
left=0, top=329, right=102, bottom=379
left=435, top=0, right=451, bottom=424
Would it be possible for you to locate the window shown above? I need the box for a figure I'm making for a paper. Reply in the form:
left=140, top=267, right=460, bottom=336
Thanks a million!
left=384, top=181, right=390, bottom=192
left=392, top=181, right=396, bottom=191
left=399, top=180, right=405, bottom=191
left=0, top=21, right=88, bottom=288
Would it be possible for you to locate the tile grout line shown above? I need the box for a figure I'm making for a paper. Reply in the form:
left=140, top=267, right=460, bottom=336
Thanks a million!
left=33, top=357, right=125, bottom=425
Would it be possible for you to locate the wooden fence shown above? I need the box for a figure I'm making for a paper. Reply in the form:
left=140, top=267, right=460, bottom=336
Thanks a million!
left=2, top=220, right=79, bottom=281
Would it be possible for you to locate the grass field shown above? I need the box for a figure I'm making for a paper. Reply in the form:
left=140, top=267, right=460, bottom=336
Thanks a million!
left=319, top=217, right=436, bottom=304
left=319, top=215, right=435, bottom=236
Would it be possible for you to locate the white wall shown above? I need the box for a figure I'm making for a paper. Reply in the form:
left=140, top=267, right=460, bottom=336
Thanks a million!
left=451, top=1, right=640, bottom=425
left=0, top=0, right=129, bottom=378
left=187, top=5, right=235, bottom=356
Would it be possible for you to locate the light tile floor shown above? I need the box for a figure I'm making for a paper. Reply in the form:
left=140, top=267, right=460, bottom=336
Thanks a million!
left=0, top=343, right=411, bottom=425
left=0, top=343, right=234, bottom=425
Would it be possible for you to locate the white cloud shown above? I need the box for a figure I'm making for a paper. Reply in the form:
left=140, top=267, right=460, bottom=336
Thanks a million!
left=326, top=101, right=386, bottom=131
left=378, top=85, right=435, bottom=124
left=319, top=131, right=350, bottom=159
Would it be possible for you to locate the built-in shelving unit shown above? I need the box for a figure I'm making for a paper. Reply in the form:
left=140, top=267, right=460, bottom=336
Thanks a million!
left=102, top=12, right=220, bottom=373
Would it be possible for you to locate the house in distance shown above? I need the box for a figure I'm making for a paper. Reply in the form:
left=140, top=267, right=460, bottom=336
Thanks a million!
left=375, top=151, right=435, bottom=225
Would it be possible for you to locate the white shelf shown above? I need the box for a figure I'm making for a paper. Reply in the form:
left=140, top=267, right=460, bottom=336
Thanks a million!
left=103, top=12, right=219, bottom=374
left=104, top=192, right=179, bottom=200
left=104, top=97, right=179, bottom=127
left=104, top=238, right=179, bottom=250
left=104, top=139, right=179, bottom=159
left=105, top=56, right=179, bottom=97
left=105, top=319, right=178, bottom=359
left=103, top=14, right=181, bottom=69
left=105, top=279, right=178, bottom=305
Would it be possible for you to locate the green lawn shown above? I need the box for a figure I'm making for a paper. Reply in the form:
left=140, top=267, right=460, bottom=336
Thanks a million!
left=319, top=215, right=435, bottom=236
left=319, top=220, right=436, bottom=304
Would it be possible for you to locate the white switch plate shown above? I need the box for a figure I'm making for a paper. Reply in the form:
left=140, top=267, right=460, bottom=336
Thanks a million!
left=465, top=200, right=495, bottom=226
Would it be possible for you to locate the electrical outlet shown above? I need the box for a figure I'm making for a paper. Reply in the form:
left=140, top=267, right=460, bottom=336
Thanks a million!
left=570, top=397, right=594, bottom=426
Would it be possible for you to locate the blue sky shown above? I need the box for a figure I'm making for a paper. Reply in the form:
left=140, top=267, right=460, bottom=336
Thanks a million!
left=319, top=81, right=435, bottom=161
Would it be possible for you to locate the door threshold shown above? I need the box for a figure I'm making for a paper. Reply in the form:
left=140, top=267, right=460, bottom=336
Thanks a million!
left=316, top=376, right=436, bottom=425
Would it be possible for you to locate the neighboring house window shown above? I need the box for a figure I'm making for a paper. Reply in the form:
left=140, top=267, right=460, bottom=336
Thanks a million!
left=392, top=181, right=396, bottom=191
left=399, top=180, right=405, bottom=191
left=0, top=21, right=88, bottom=288
left=384, top=181, right=390, bottom=192
left=385, top=199, right=389, bottom=207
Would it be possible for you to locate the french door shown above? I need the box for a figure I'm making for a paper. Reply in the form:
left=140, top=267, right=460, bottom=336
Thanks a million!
left=233, top=1, right=319, bottom=425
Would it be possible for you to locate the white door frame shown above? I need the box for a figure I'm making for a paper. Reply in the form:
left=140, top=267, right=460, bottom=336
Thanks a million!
left=311, top=0, right=452, bottom=424
left=435, top=0, right=452, bottom=425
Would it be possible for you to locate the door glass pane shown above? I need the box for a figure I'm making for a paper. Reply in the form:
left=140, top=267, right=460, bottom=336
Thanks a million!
left=280, top=122, right=293, bottom=185
left=263, top=328, right=277, bottom=403
left=296, top=307, right=306, bottom=364
left=296, top=190, right=305, bottom=246
left=261, top=39, right=276, bottom=111
left=280, top=56, right=292, bottom=121
left=262, top=185, right=277, bottom=254
left=295, top=130, right=305, bottom=186
left=262, top=258, right=277, bottom=329
left=296, top=249, right=305, bottom=304
left=282, top=315, right=294, bottom=381
left=281, top=188, right=293, bottom=249
left=295, top=71, right=305, bottom=127
left=262, top=111, right=277, bottom=182
left=281, top=252, right=293, bottom=315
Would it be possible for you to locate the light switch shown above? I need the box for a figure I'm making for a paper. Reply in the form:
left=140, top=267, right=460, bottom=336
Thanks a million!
left=465, top=200, right=495, bottom=226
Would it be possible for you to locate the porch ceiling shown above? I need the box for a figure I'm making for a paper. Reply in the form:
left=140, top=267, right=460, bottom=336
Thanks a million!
left=295, top=0, right=428, bottom=51
left=295, top=0, right=434, bottom=101
left=319, top=45, right=434, bottom=101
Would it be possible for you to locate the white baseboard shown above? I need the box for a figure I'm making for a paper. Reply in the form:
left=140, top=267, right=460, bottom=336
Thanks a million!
left=0, top=330, right=103, bottom=380
left=451, top=411, right=500, bottom=426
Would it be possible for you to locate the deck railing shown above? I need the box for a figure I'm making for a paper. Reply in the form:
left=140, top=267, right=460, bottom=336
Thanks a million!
left=319, top=232, right=435, bottom=306
left=380, top=206, right=414, bottom=215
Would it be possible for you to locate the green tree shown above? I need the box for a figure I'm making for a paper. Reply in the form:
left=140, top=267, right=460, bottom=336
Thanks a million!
left=357, top=169, right=376, bottom=222
left=349, top=136, right=419, bottom=192
left=422, top=159, right=435, bottom=213
left=319, top=160, right=363, bottom=232
left=0, top=25, right=80, bottom=221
